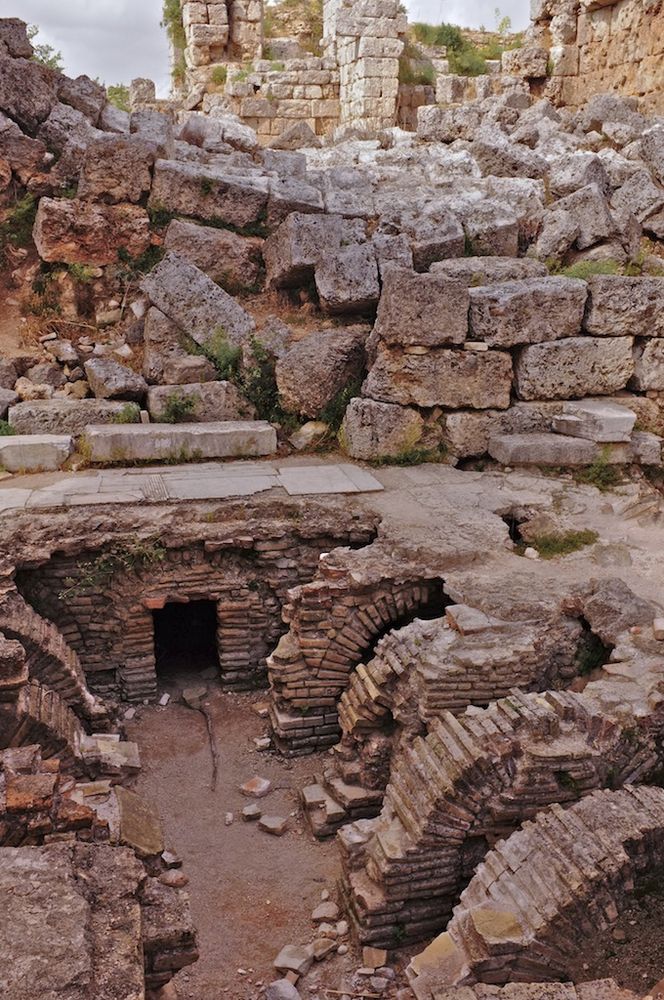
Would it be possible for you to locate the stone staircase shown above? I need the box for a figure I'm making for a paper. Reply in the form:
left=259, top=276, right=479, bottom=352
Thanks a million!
left=407, top=785, right=664, bottom=992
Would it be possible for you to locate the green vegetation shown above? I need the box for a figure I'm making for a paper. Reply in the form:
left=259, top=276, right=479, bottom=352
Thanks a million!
left=198, top=327, right=243, bottom=381
left=28, top=25, right=64, bottom=72
left=59, top=538, right=167, bottom=599
left=555, top=770, right=580, bottom=795
left=550, top=258, right=622, bottom=280
left=68, top=263, right=97, bottom=284
left=409, top=19, right=521, bottom=77
left=161, top=391, right=196, bottom=424
left=106, top=83, right=130, bottom=112
left=148, top=203, right=176, bottom=229
left=269, top=60, right=286, bottom=72
left=162, top=0, right=186, bottom=83
left=263, top=0, right=323, bottom=54
left=111, top=404, right=141, bottom=425
left=211, top=65, right=228, bottom=87
left=320, top=377, right=363, bottom=433
left=117, top=245, right=165, bottom=281
left=0, top=194, right=38, bottom=253
left=525, top=528, right=599, bottom=559
left=574, top=448, right=623, bottom=492
left=0, top=421, right=16, bottom=436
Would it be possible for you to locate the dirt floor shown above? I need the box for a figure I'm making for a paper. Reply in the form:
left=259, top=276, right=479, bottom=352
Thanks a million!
left=126, top=675, right=409, bottom=998
left=568, top=886, right=664, bottom=995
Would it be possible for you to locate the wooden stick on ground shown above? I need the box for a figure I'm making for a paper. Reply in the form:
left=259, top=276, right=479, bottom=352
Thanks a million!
left=200, top=701, right=220, bottom=792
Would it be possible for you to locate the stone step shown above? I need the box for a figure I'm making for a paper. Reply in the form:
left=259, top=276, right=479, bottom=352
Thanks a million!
left=0, top=434, right=73, bottom=472
left=83, top=421, right=277, bottom=463
left=552, top=398, right=636, bottom=443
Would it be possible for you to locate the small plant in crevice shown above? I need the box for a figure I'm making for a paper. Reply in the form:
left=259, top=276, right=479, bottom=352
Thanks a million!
left=320, top=376, right=363, bottom=434
left=58, top=538, right=167, bottom=599
left=368, top=444, right=449, bottom=468
left=161, top=391, right=196, bottom=424
left=524, top=528, right=599, bottom=560
left=0, top=193, right=38, bottom=254
left=574, top=448, right=624, bottom=492
left=0, top=421, right=16, bottom=436
left=68, top=263, right=97, bottom=285
left=111, top=404, right=141, bottom=425
left=210, top=65, right=228, bottom=86
left=148, top=203, right=176, bottom=229
left=117, top=245, right=165, bottom=281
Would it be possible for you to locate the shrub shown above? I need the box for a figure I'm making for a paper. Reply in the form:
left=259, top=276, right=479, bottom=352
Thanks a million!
left=68, top=263, right=97, bottom=284
left=575, top=448, right=623, bottom=492
left=211, top=65, right=228, bottom=86
left=553, top=259, right=622, bottom=279
left=0, top=194, right=38, bottom=252
left=28, top=25, right=64, bottom=72
left=106, top=83, right=130, bottom=111
left=369, top=445, right=448, bottom=467
left=320, top=377, right=363, bottom=433
left=0, top=421, right=16, bottom=436
left=111, top=404, right=140, bottom=424
left=161, top=391, right=196, bottom=424
left=201, top=327, right=243, bottom=381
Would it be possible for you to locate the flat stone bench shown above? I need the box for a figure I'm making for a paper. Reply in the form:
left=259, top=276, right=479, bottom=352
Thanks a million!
left=0, top=434, right=73, bottom=472
left=83, top=421, right=277, bottom=463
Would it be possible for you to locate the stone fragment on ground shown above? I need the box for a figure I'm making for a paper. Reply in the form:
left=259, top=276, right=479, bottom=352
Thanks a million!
left=273, top=944, right=315, bottom=977
left=258, top=815, right=290, bottom=836
left=240, top=776, right=272, bottom=798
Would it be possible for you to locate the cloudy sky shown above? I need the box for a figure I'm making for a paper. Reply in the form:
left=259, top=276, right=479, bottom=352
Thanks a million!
left=1, top=0, right=530, bottom=96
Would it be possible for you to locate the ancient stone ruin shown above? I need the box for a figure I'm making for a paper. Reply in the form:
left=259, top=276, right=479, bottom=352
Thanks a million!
left=2, top=3, right=664, bottom=1000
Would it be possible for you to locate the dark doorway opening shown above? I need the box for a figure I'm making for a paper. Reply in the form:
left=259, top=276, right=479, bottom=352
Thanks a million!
left=153, top=600, right=219, bottom=679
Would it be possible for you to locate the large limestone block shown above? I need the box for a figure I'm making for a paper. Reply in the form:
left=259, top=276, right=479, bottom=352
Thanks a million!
left=276, top=327, right=367, bottom=417
left=84, top=359, right=147, bottom=402
left=58, top=74, right=106, bottom=124
left=37, top=102, right=103, bottom=155
left=83, top=421, right=277, bottom=462
left=149, top=159, right=268, bottom=230
left=374, top=269, right=468, bottom=347
left=0, top=112, right=47, bottom=183
left=0, top=19, right=34, bottom=58
left=0, top=54, right=58, bottom=133
left=141, top=252, right=255, bottom=349
left=632, top=339, right=664, bottom=390
left=164, top=219, right=262, bottom=291
left=33, top=198, right=151, bottom=265
left=444, top=401, right=563, bottom=458
left=146, top=382, right=255, bottom=422
left=0, top=434, right=73, bottom=472
left=267, top=176, right=324, bottom=227
left=515, top=337, right=634, bottom=400
left=430, top=257, right=548, bottom=285
left=489, top=431, right=598, bottom=466
left=585, top=276, right=664, bottom=337
left=472, top=138, right=548, bottom=179
left=550, top=184, right=615, bottom=250
left=551, top=399, right=636, bottom=442
left=501, top=45, right=548, bottom=78
left=340, top=397, right=427, bottom=460
left=315, top=244, right=380, bottom=314
left=129, top=109, right=174, bottom=159
left=364, top=345, right=512, bottom=410
left=462, top=200, right=519, bottom=257
left=78, top=135, right=155, bottom=204
left=8, top=399, right=140, bottom=434
left=547, top=152, right=609, bottom=200
left=264, top=213, right=347, bottom=289
left=611, top=170, right=664, bottom=223
left=469, top=277, right=587, bottom=348
left=0, top=387, right=17, bottom=418
left=377, top=202, right=464, bottom=270
left=142, top=307, right=216, bottom=385
left=641, top=128, right=664, bottom=186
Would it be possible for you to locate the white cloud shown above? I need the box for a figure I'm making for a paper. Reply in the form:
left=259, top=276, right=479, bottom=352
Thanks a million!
left=0, top=0, right=531, bottom=100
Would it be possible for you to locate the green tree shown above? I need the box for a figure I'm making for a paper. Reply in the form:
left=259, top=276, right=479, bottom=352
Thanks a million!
left=106, top=83, right=130, bottom=112
left=27, top=25, right=64, bottom=72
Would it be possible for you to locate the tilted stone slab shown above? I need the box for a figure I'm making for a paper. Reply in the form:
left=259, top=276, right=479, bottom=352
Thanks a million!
left=515, top=337, right=634, bottom=401
left=8, top=399, right=140, bottom=435
left=489, top=432, right=599, bottom=466
left=430, top=257, right=548, bottom=286
left=585, top=276, right=664, bottom=337
left=141, top=251, right=255, bottom=349
left=148, top=159, right=268, bottom=230
left=374, top=270, right=469, bottom=347
left=551, top=399, right=636, bottom=442
left=469, top=277, right=587, bottom=348
left=263, top=213, right=346, bottom=289
left=364, top=345, right=512, bottom=410
left=632, top=338, right=664, bottom=390
left=83, top=421, right=277, bottom=463
left=0, top=433, right=73, bottom=472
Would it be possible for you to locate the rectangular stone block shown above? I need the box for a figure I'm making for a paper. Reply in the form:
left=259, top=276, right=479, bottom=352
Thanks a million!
left=148, top=159, right=268, bottom=230
left=374, top=270, right=469, bottom=347
left=551, top=399, right=636, bottom=442
left=83, top=422, right=277, bottom=463
left=0, top=434, right=73, bottom=472
left=489, top=432, right=598, bottom=466
left=585, top=275, right=664, bottom=337
left=364, top=345, right=513, bottom=409
left=515, top=337, right=634, bottom=400
left=469, top=277, right=587, bottom=347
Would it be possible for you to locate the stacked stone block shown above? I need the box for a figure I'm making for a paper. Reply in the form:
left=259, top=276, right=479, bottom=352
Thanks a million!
left=181, top=0, right=262, bottom=75
left=323, top=0, right=405, bottom=133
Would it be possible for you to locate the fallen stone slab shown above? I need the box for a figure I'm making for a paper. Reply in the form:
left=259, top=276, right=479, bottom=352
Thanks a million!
left=469, top=277, right=587, bottom=348
left=585, top=276, right=664, bottom=338
left=364, top=345, right=513, bottom=410
left=33, top=198, right=151, bottom=265
left=632, top=338, right=664, bottom=391
left=515, top=337, right=634, bottom=401
left=263, top=213, right=347, bottom=290
left=141, top=252, right=255, bottom=349
left=84, top=358, right=148, bottom=402
left=163, top=218, right=262, bottom=291
left=489, top=432, right=598, bottom=466
left=82, top=421, right=277, bottom=463
left=0, top=433, right=73, bottom=472
left=8, top=399, right=140, bottom=435
left=374, top=269, right=469, bottom=347
left=276, top=327, right=367, bottom=418
left=274, top=944, right=315, bottom=977
left=148, top=158, right=268, bottom=230
left=266, top=979, right=301, bottom=1000
left=551, top=399, right=636, bottom=442
left=113, top=785, right=164, bottom=858
left=259, top=815, right=290, bottom=836
left=430, top=257, right=548, bottom=285
left=78, top=134, right=155, bottom=204
left=146, top=382, right=255, bottom=422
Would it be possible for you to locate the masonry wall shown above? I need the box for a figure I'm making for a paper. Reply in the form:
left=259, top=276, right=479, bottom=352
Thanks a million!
left=534, top=0, right=664, bottom=113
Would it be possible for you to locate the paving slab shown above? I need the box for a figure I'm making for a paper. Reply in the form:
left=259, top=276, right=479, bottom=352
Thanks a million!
left=165, top=475, right=275, bottom=500
left=277, top=465, right=383, bottom=496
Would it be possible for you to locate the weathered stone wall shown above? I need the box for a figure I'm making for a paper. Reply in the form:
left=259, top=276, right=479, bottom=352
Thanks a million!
left=532, top=0, right=664, bottom=114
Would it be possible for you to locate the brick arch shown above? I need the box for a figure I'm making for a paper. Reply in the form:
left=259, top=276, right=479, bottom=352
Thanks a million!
left=410, top=785, right=664, bottom=990
left=341, top=687, right=662, bottom=948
